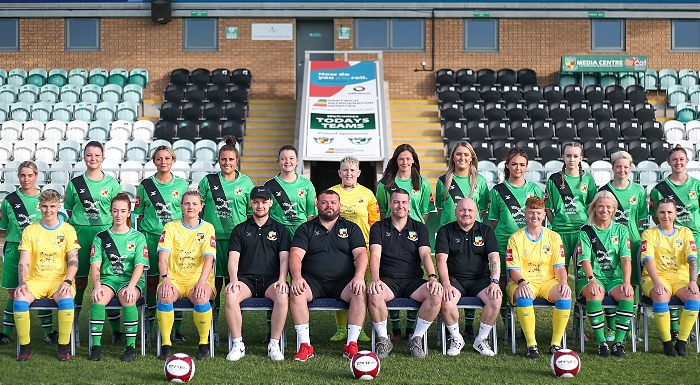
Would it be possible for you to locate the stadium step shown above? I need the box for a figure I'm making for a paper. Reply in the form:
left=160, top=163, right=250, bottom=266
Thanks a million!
left=240, top=99, right=297, bottom=185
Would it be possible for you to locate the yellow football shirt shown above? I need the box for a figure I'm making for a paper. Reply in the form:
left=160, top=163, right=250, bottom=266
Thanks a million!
left=157, top=219, right=216, bottom=286
left=506, top=227, right=565, bottom=284
left=641, top=225, right=697, bottom=283
left=18, top=220, right=80, bottom=281
left=330, top=184, right=380, bottom=245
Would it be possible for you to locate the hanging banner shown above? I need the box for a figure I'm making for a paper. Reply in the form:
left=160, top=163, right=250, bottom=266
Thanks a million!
left=305, top=61, right=382, bottom=158
left=561, top=55, right=648, bottom=72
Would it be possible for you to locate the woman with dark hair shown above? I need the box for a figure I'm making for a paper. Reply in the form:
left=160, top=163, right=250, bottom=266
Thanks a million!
left=376, top=143, right=434, bottom=341
left=135, top=144, right=189, bottom=341
left=199, top=136, right=254, bottom=323
left=64, top=141, right=121, bottom=339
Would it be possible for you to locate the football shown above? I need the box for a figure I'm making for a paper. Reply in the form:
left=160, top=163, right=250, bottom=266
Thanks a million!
left=550, top=349, right=581, bottom=378
left=350, top=350, right=380, bottom=380
left=165, top=353, right=196, bottom=383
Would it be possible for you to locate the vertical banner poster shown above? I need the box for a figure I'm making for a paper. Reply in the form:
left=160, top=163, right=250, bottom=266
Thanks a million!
left=305, top=61, right=382, bottom=158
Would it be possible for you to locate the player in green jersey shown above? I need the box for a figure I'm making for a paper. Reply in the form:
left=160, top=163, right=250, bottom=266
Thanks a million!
left=436, top=141, right=489, bottom=226
left=262, top=145, right=317, bottom=342
left=64, top=141, right=122, bottom=340
left=545, top=141, right=597, bottom=267
left=88, top=193, right=148, bottom=362
left=436, top=141, right=489, bottom=339
left=489, top=147, right=543, bottom=337
left=0, top=161, right=57, bottom=344
left=576, top=190, right=635, bottom=358
left=649, top=145, right=700, bottom=342
left=135, top=145, right=189, bottom=342
left=199, top=136, right=254, bottom=328
left=376, top=144, right=435, bottom=341
left=598, top=151, right=647, bottom=342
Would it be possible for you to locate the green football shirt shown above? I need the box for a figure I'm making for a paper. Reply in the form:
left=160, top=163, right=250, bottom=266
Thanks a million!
left=134, top=174, right=189, bottom=234
left=376, top=177, right=434, bottom=224
left=0, top=190, right=41, bottom=243
left=264, top=174, right=318, bottom=236
left=90, top=228, right=149, bottom=281
left=577, top=222, right=631, bottom=281
left=199, top=171, right=255, bottom=240
left=435, top=173, right=489, bottom=226
left=600, top=181, right=648, bottom=248
left=545, top=171, right=597, bottom=234
left=488, top=181, right=544, bottom=255
left=649, top=176, right=700, bottom=235
left=65, top=174, right=121, bottom=226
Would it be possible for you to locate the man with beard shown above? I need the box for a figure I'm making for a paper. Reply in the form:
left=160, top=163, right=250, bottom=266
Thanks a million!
left=289, top=190, right=368, bottom=361
left=223, top=186, right=291, bottom=362
left=367, top=189, right=443, bottom=359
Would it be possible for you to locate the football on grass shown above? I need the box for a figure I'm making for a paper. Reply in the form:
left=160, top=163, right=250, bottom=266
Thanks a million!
left=550, top=349, right=581, bottom=378
left=165, top=353, right=195, bottom=383
left=350, top=350, right=380, bottom=380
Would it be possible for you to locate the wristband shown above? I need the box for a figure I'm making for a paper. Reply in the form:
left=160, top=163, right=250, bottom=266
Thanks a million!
left=428, top=274, right=438, bottom=280
left=517, top=278, right=526, bottom=285
left=64, top=279, right=73, bottom=285
left=490, top=279, right=500, bottom=285
left=161, top=274, right=169, bottom=279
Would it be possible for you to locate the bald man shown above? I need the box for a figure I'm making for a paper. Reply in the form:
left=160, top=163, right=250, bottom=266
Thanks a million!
left=436, top=198, right=501, bottom=356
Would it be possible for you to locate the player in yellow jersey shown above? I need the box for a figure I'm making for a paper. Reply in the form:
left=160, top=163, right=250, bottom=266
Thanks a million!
left=14, top=189, right=80, bottom=361
left=328, top=156, right=378, bottom=342
left=641, top=198, right=700, bottom=357
left=506, top=196, right=571, bottom=359
left=156, top=190, right=216, bottom=361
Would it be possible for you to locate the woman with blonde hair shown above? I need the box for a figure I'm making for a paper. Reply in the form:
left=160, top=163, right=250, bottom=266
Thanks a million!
left=576, top=190, right=634, bottom=358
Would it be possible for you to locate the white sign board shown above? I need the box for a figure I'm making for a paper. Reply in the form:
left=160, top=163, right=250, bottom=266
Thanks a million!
left=251, top=24, right=293, bottom=40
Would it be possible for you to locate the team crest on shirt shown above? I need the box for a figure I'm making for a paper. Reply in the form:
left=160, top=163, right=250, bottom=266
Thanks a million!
left=55, top=235, right=65, bottom=246
left=100, top=188, right=109, bottom=197
left=506, top=249, right=513, bottom=261
left=357, top=197, right=365, bottom=204
left=172, top=190, right=180, bottom=198
left=691, top=241, right=698, bottom=252
left=338, top=228, right=348, bottom=238
left=298, top=189, right=305, bottom=198
left=580, top=185, right=588, bottom=192
left=611, top=235, right=619, bottom=245
left=690, top=191, right=697, bottom=200
left=675, top=239, right=684, bottom=250
left=411, top=189, right=418, bottom=195
left=641, top=240, right=647, bottom=252
left=629, top=196, right=637, bottom=205
left=473, top=236, right=484, bottom=246
left=159, top=231, right=166, bottom=243
left=267, top=231, right=277, bottom=241
left=90, top=245, right=95, bottom=257
left=542, top=244, right=552, bottom=256
left=408, top=231, right=418, bottom=241
left=195, top=232, right=205, bottom=243
left=210, top=236, right=216, bottom=248
left=127, top=242, right=135, bottom=251
left=234, top=187, right=243, bottom=195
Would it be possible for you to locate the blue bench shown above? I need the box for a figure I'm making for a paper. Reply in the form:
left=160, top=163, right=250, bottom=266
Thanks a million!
left=228, top=298, right=287, bottom=354
left=641, top=296, right=699, bottom=353
left=509, top=297, right=567, bottom=354
left=88, top=296, right=147, bottom=356
left=437, top=297, right=499, bottom=355
left=370, top=298, right=429, bottom=354
left=17, top=298, right=77, bottom=356
left=156, top=299, right=215, bottom=358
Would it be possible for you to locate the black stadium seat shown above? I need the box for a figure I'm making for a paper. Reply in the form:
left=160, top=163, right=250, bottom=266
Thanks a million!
left=543, top=84, right=563, bottom=105
left=626, top=85, right=647, bottom=105
left=584, top=85, right=605, bottom=105
left=497, top=68, right=517, bottom=86
left=548, top=102, right=569, bottom=124
left=185, top=84, right=206, bottom=103
left=634, top=102, right=655, bottom=124
left=570, top=101, right=591, bottom=123
left=471, top=141, right=493, bottom=160
left=177, top=120, right=199, bottom=141
left=206, top=84, right=227, bottom=104
left=577, top=120, right=598, bottom=142
left=435, top=69, right=456, bottom=87
left=463, top=102, right=484, bottom=121
left=456, top=68, right=476, bottom=87
left=591, top=102, right=613, bottom=123
left=564, top=85, right=584, bottom=105
left=517, top=68, right=538, bottom=86
left=516, top=140, right=538, bottom=159
left=506, top=102, right=528, bottom=121
left=459, top=85, right=480, bottom=103
left=502, top=85, right=522, bottom=104
left=480, top=85, right=501, bottom=104
left=210, top=69, right=231, bottom=86
left=224, top=102, right=247, bottom=122
left=528, top=102, right=548, bottom=121
left=605, top=140, right=626, bottom=157
left=489, top=120, right=509, bottom=141
left=203, top=101, right=223, bottom=121
left=164, top=84, right=185, bottom=103
left=583, top=141, right=605, bottom=162
left=440, top=102, right=463, bottom=122
left=620, top=121, right=642, bottom=141
left=154, top=120, right=177, bottom=142
left=221, top=120, right=245, bottom=142
left=533, top=120, right=554, bottom=141
left=650, top=140, right=672, bottom=163
left=159, top=101, right=180, bottom=122
left=510, top=120, right=532, bottom=141
left=538, top=140, right=561, bottom=162
left=477, top=69, right=497, bottom=86
left=627, top=140, right=651, bottom=163
left=199, top=120, right=222, bottom=141
left=606, top=85, right=626, bottom=105
left=612, top=102, right=635, bottom=123
left=554, top=120, right=576, bottom=142
left=522, top=84, right=542, bottom=105
left=169, top=68, right=190, bottom=86
left=466, top=120, right=488, bottom=141
left=484, top=102, right=506, bottom=121
left=492, top=140, right=512, bottom=161
left=642, top=120, right=664, bottom=141
left=438, top=85, right=460, bottom=104
left=181, top=101, right=202, bottom=121
left=599, top=120, right=620, bottom=142
left=443, top=121, right=465, bottom=141
left=190, top=68, right=211, bottom=87
left=226, top=84, right=248, bottom=104
left=231, top=69, right=252, bottom=88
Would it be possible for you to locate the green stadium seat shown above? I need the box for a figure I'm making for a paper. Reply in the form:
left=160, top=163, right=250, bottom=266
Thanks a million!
left=94, top=101, right=116, bottom=121
left=102, top=84, right=122, bottom=103
left=641, top=69, right=658, bottom=91
left=39, top=84, right=60, bottom=103
left=194, top=139, right=217, bottom=164
left=128, top=68, right=149, bottom=88
left=558, top=71, right=577, bottom=88
left=581, top=72, right=597, bottom=88
left=125, top=139, right=149, bottom=162
left=676, top=102, right=696, bottom=123
left=173, top=139, right=195, bottom=163
left=116, top=102, right=138, bottom=122
left=48, top=68, right=68, bottom=87
left=123, top=84, right=143, bottom=104
left=80, top=84, right=102, bottom=104
left=667, top=84, right=688, bottom=108
left=148, top=139, right=171, bottom=158
left=68, top=68, right=88, bottom=87
left=108, top=68, right=129, bottom=88
left=18, top=84, right=39, bottom=104
left=73, top=102, right=95, bottom=122
left=659, top=68, right=678, bottom=91
left=58, top=140, right=82, bottom=163
left=7, top=68, right=27, bottom=87
left=88, top=120, right=110, bottom=141
left=31, top=102, right=52, bottom=123
left=60, top=84, right=80, bottom=103
left=619, top=72, right=639, bottom=88
left=599, top=72, right=618, bottom=89
left=679, top=68, right=698, bottom=88
left=0, top=84, right=18, bottom=103
left=51, top=102, right=73, bottom=123
left=89, top=68, right=109, bottom=87
left=27, top=68, right=47, bottom=87
left=10, top=102, right=30, bottom=122
left=0, top=102, right=8, bottom=123
left=0, top=69, right=7, bottom=85
left=690, top=85, right=700, bottom=106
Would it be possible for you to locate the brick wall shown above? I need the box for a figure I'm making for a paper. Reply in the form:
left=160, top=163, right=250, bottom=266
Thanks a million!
left=5, top=17, right=699, bottom=100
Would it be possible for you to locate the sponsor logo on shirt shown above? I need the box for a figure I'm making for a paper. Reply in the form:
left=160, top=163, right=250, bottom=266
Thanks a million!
left=100, top=188, right=109, bottom=197
left=159, top=231, right=166, bottom=243
left=338, top=228, right=348, bottom=238
left=675, top=239, right=684, bottom=250
left=127, top=242, right=135, bottom=251
left=234, top=187, right=243, bottom=195
left=135, top=196, right=140, bottom=208
left=629, top=196, right=637, bottom=205
left=626, top=238, right=631, bottom=250
left=407, top=231, right=418, bottom=241
left=90, top=245, right=95, bottom=257
left=143, top=246, right=149, bottom=258
left=267, top=231, right=277, bottom=241
left=611, top=235, right=619, bottom=245
left=576, top=243, right=582, bottom=256
left=210, top=236, right=216, bottom=248
left=473, top=236, right=484, bottom=246
left=506, top=249, right=513, bottom=262
left=195, top=232, right=205, bottom=243
left=172, top=190, right=180, bottom=198
left=559, top=245, right=565, bottom=258
left=544, top=190, right=549, bottom=202
left=691, top=241, right=698, bottom=253
left=641, top=240, right=647, bottom=252
left=429, top=192, right=435, bottom=205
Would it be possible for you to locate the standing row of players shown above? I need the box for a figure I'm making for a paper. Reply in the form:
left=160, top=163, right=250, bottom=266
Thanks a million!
left=0, top=138, right=697, bottom=361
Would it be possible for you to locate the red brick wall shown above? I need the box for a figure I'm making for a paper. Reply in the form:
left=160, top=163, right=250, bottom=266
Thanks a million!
left=4, top=18, right=699, bottom=100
